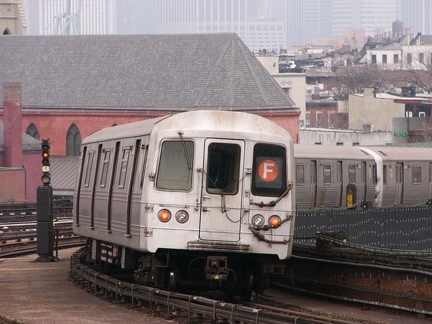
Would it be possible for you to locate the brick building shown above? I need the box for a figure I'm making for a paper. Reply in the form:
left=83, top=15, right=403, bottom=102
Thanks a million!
left=1, top=84, right=40, bottom=202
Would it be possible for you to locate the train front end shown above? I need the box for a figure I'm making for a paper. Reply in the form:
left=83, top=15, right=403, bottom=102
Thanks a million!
left=141, top=111, right=295, bottom=295
left=144, top=111, right=295, bottom=259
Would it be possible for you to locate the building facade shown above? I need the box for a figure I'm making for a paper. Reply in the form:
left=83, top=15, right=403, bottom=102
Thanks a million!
left=24, top=0, right=116, bottom=35
left=0, top=0, right=27, bottom=35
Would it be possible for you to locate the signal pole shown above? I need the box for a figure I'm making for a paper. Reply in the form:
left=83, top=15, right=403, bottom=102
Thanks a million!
left=36, top=139, right=55, bottom=261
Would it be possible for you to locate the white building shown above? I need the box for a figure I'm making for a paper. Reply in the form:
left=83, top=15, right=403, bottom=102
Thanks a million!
left=257, top=55, right=306, bottom=126
left=24, top=0, right=116, bottom=35
left=152, top=0, right=287, bottom=53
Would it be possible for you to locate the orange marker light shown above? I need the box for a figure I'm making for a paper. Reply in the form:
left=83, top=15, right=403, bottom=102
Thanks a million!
left=268, top=215, right=281, bottom=228
left=158, top=209, right=171, bottom=223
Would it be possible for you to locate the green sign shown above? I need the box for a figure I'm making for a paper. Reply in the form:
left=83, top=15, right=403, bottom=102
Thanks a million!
left=394, top=131, right=408, bottom=137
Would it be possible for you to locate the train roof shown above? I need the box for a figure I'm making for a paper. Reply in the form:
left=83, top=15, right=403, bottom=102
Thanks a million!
left=294, top=144, right=375, bottom=160
left=363, top=146, right=432, bottom=161
left=82, top=110, right=293, bottom=144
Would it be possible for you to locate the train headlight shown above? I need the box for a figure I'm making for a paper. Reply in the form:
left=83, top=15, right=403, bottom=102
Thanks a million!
left=268, top=215, right=281, bottom=228
left=251, top=214, right=265, bottom=228
left=175, top=210, right=189, bottom=224
left=158, top=209, right=172, bottom=223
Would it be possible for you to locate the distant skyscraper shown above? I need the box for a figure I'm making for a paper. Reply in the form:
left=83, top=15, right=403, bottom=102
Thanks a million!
left=292, top=0, right=401, bottom=46
left=399, top=0, right=432, bottom=35
left=116, top=0, right=287, bottom=53
left=24, top=0, right=115, bottom=35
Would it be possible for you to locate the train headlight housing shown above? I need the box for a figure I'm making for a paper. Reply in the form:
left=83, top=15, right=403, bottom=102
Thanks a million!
left=175, top=210, right=189, bottom=224
left=251, top=214, right=265, bottom=228
left=158, top=209, right=172, bottom=223
left=268, top=215, right=282, bottom=228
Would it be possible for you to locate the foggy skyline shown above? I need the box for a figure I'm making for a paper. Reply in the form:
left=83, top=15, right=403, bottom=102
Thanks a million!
left=23, top=0, right=432, bottom=51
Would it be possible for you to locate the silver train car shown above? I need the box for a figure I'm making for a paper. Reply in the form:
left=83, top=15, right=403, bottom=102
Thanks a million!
left=73, top=110, right=295, bottom=299
left=295, top=144, right=432, bottom=210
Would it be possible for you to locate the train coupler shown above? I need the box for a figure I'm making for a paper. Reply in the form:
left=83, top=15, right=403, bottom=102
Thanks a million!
left=205, top=256, right=228, bottom=281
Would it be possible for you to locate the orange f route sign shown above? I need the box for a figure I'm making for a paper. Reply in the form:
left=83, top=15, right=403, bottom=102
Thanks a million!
left=258, top=159, right=279, bottom=182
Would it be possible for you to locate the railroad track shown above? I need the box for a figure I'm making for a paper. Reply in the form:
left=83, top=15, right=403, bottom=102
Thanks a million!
left=267, top=233, right=432, bottom=317
left=70, top=247, right=372, bottom=324
left=0, top=219, right=84, bottom=258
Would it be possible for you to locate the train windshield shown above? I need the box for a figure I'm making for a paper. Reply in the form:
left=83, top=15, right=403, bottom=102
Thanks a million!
left=156, top=140, right=194, bottom=190
left=252, top=144, right=287, bottom=197
left=206, top=143, right=241, bottom=195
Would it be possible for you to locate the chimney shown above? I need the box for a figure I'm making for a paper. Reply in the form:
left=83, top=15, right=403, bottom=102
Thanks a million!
left=3, top=83, right=23, bottom=167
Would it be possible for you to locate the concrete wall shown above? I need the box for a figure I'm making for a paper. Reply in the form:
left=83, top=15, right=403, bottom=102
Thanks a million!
left=348, top=88, right=405, bottom=131
left=299, top=128, right=393, bottom=146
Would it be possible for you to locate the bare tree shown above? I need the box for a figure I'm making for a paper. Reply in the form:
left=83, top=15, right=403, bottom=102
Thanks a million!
left=402, top=59, right=432, bottom=94
left=335, top=64, right=388, bottom=95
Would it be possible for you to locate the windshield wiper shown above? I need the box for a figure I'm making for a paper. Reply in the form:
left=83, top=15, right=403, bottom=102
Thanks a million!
left=178, top=131, right=192, bottom=170
left=252, top=182, right=293, bottom=207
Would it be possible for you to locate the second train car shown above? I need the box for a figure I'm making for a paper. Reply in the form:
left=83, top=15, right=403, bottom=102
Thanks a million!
left=294, top=144, right=432, bottom=210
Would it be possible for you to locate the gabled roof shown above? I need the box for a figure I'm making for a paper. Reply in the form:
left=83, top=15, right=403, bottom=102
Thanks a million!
left=0, top=33, right=297, bottom=112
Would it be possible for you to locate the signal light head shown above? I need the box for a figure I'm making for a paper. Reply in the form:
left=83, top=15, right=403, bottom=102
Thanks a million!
left=41, top=139, right=51, bottom=186
left=41, top=174, right=50, bottom=186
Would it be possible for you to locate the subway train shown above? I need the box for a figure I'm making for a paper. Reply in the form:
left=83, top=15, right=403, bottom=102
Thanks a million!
left=73, top=110, right=296, bottom=299
left=294, top=144, right=432, bottom=210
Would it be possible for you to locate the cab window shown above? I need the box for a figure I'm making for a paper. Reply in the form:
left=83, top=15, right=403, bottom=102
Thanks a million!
left=206, top=143, right=240, bottom=195
left=252, top=144, right=287, bottom=196
left=156, top=141, right=194, bottom=190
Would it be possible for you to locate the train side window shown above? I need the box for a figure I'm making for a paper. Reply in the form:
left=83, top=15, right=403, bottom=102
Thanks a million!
left=156, top=141, right=194, bottom=191
left=323, top=164, right=331, bottom=185
left=118, top=147, right=131, bottom=188
left=412, top=166, right=421, bottom=184
left=383, top=165, right=387, bottom=185
left=430, top=163, right=432, bottom=183
left=207, top=143, right=240, bottom=195
left=84, top=150, right=95, bottom=187
left=296, top=164, right=305, bottom=186
left=348, top=164, right=356, bottom=184
left=100, top=149, right=111, bottom=188
left=252, top=144, right=287, bottom=196
left=139, top=144, right=149, bottom=189
left=371, top=164, right=377, bottom=185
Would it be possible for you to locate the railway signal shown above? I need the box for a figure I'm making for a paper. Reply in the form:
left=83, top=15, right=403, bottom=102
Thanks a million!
left=41, top=139, right=51, bottom=186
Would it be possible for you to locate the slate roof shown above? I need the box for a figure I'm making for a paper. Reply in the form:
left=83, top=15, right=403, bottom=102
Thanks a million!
left=0, top=33, right=297, bottom=112
left=0, top=120, right=40, bottom=152
left=50, top=157, right=79, bottom=196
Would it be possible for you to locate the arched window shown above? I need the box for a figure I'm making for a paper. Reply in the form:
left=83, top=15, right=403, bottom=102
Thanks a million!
left=66, top=124, right=81, bottom=156
left=26, top=123, right=40, bottom=140
left=2, top=28, right=11, bottom=35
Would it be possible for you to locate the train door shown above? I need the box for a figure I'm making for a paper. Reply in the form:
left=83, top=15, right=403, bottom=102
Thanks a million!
left=430, top=163, right=432, bottom=201
left=310, top=160, right=317, bottom=208
left=360, top=162, right=367, bottom=203
left=199, top=139, right=244, bottom=242
left=336, top=161, right=343, bottom=207
left=395, top=162, right=404, bottom=205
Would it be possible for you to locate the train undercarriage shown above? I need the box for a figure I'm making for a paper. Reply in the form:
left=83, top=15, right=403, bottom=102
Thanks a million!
left=85, top=239, right=269, bottom=301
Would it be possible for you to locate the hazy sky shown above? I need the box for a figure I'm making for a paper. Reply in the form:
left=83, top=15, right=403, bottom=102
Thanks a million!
left=22, top=0, right=432, bottom=50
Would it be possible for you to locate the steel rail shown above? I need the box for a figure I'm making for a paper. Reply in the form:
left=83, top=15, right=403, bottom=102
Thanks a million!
left=70, top=249, right=358, bottom=324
